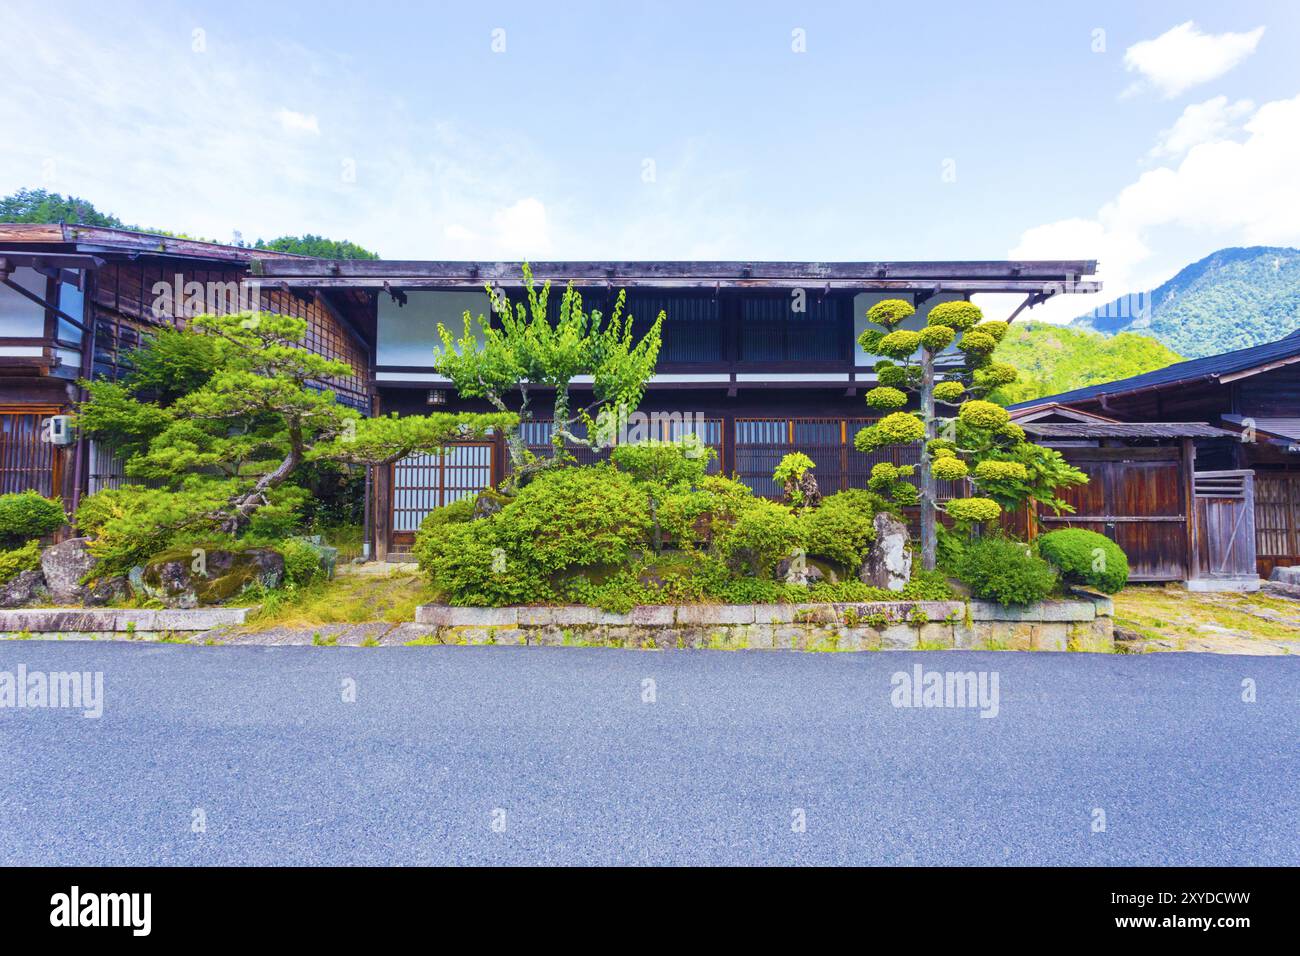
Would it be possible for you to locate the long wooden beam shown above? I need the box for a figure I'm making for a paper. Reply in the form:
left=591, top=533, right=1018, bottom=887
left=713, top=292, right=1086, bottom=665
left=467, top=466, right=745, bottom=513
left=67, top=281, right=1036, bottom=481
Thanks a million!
left=252, top=258, right=1099, bottom=281
left=262, top=276, right=1101, bottom=294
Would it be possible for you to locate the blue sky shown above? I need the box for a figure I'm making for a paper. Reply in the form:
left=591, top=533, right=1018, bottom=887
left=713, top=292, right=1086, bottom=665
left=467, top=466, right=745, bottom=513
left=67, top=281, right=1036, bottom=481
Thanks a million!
left=2, top=1, right=1297, bottom=321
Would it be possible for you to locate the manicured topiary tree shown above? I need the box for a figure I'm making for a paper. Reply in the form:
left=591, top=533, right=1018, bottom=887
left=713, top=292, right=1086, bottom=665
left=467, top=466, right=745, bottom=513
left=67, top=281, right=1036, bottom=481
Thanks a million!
left=854, top=299, right=1086, bottom=570
left=1036, top=528, right=1129, bottom=593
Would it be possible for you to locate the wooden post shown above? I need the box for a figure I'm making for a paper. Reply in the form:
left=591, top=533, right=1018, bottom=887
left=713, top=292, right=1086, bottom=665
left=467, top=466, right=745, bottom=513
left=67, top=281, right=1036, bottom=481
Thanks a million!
left=920, top=349, right=937, bottom=571
left=1182, top=437, right=1199, bottom=581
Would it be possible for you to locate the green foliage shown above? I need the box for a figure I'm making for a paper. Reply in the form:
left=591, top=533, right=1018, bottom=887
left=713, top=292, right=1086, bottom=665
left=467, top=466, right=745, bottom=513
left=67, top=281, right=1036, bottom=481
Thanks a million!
left=867, top=462, right=919, bottom=505
left=865, top=298, right=915, bottom=328
left=865, top=386, right=908, bottom=410
left=418, top=520, right=553, bottom=607
left=715, top=499, right=802, bottom=576
left=0, top=540, right=41, bottom=585
left=944, top=497, right=1002, bottom=524
left=611, top=437, right=713, bottom=487
left=253, top=234, right=379, bottom=259
left=800, top=489, right=884, bottom=569
left=970, top=441, right=1087, bottom=517
left=956, top=537, right=1058, bottom=606
left=74, top=482, right=235, bottom=573
left=772, top=452, right=815, bottom=493
left=876, top=329, right=921, bottom=358
left=278, top=538, right=325, bottom=588
left=0, top=491, right=66, bottom=547
left=927, top=301, right=982, bottom=331
left=930, top=456, right=969, bottom=481
left=957, top=399, right=1010, bottom=429
left=1037, top=529, right=1129, bottom=593
left=494, top=464, right=650, bottom=574
left=0, top=187, right=126, bottom=227
left=122, top=328, right=221, bottom=403
left=435, top=262, right=663, bottom=468
left=990, top=320, right=1182, bottom=404
left=854, top=412, right=925, bottom=452
left=918, top=325, right=955, bottom=351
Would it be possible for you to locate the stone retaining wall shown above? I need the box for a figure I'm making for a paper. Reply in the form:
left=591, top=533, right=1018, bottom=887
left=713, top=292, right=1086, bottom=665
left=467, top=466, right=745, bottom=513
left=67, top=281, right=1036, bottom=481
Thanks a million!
left=0, top=607, right=256, bottom=641
left=412, top=595, right=1114, bottom=652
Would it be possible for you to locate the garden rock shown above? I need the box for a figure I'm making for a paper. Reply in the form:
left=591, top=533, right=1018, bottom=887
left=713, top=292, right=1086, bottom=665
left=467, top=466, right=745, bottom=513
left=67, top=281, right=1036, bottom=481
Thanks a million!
left=776, top=553, right=827, bottom=587
left=471, top=489, right=508, bottom=519
left=140, top=548, right=285, bottom=608
left=86, top=574, right=131, bottom=607
left=858, top=513, right=912, bottom=591
left=0, top=569, right=50, bottom=608
left=39, top=537, right=98, bottom=604
left=1269, top=566, right=1300, bottom=587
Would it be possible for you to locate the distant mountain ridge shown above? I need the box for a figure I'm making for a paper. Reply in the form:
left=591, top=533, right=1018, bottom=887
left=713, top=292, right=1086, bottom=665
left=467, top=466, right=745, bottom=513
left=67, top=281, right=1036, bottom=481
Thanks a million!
left=1071, top=246, right=1300, bottom=359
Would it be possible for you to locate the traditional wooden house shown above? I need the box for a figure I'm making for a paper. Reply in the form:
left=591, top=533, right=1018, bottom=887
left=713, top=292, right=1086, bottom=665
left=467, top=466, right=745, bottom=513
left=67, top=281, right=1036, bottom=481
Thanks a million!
left=1011, top=333, right=1300, bottom=581
left=0, top=222, right=1100, bottom=558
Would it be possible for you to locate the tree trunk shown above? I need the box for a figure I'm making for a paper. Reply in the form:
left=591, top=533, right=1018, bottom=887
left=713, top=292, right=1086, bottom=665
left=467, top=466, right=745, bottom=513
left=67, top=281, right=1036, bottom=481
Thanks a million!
left=216, top=448, right=301, bottom=534
left=551, top=385, right=570, bottom=459
left=920, top=349, right=937, bottom=571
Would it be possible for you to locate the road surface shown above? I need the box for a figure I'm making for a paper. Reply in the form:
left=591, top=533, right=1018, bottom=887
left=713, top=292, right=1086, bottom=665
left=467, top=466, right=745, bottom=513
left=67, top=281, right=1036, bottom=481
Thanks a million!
left=1, top=643, right=1295, bottom=865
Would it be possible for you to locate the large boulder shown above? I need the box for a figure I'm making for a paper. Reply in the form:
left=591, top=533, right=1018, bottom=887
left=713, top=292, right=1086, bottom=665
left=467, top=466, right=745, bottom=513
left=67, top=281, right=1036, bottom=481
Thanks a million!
left=0, top=569, right=50, bottom=608
left=776, top=553, right=837, bottom=587
left=38, top=537, right=97, bottom=604
left=858, top=513, right=912, bottom=591
left=140, top=547, right=284, bottom=608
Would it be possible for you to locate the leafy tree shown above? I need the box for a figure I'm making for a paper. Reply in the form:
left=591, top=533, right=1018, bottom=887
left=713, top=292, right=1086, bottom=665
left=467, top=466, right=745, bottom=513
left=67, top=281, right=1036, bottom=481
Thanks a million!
left=77, top=312, right=510, bottom=538
left=611, top=436, right=715, bottom=552
left=0, top=188, right=126, bottom=227
left=854, top=300, right=1086, bottom=569
left=254, top=234, right=380, bottom=260
left=434, top=263, right=664, bottom=479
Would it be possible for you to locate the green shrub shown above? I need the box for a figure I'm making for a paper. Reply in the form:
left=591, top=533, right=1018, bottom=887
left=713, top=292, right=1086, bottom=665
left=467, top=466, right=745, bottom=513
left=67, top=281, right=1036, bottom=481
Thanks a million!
left=610, top=437, right=713, bottom=487
left=75, top=483, right=231, bottom=573
left=411, top=496, right=478, bottom=568
left=801, top=489, right=884, bottom=570
left=1036, top=528, right=1128, bottom=593
left=956, top=537, right=1057, bottom=606
left=715, top=499, right=802, bottom=576
left=0, top=539, right=41, bottom=585
left=494, top=464, right=651, bottom=573
left=278, top=538, right=324, bottom=588
left=419, top=520, right=552, bottom=607
left=0, top=491, right=66, bottom=546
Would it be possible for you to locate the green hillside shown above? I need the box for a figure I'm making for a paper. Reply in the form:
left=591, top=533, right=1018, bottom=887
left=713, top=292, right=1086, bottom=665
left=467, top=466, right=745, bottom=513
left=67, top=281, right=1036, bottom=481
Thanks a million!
left=1072, top=246, right=1300, bottom=358
left=990, top=321, right=1182, bottom=405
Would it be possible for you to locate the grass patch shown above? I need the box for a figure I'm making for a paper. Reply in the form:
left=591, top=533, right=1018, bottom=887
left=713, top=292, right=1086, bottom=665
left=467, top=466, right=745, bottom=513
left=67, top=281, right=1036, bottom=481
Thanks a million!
left=238, top=572, right=437, bottom=631
left=1114, top=584, right=1300, bottom=643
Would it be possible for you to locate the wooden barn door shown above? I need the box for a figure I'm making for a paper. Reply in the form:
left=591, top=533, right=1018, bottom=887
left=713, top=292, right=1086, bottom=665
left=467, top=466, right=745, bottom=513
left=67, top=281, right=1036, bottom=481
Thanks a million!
left=1041, top=447, right=1189, bottom=581
left=1193, top=471, right=1257, bottom=580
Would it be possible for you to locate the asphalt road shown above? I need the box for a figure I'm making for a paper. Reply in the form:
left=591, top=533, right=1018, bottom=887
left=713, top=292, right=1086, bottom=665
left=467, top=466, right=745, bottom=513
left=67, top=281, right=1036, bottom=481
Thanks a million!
left=0, top=643, right=1296, bottom=866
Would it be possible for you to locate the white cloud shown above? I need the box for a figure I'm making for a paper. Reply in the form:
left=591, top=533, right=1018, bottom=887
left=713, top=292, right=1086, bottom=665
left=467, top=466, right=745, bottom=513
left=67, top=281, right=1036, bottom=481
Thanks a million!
left=1147, top=96, right=1254, bottom=159
left=1008, top=93, right=1300, bottom=323
left=1123, top=21, right=1264, bottom=98
left=275, top=108, right=320, bottom=136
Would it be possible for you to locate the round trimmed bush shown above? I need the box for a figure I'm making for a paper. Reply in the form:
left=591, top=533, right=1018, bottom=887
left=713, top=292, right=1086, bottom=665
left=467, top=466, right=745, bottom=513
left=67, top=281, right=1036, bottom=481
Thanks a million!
left=926, top=301, right=982, bottom=331
left=956, top=537, right=1058, bottom=606
left=944, top=496, right=1001, bottom=523
left=0, top=491, right=66, bottom=546
left=919, top=325, right=956, bottom=351
left=1036, top=528, right=1129, bottom=594
left=958, top=400, right=1010, bottom=430
left=877, top=330, right=922, bottom=358
left=494, top=464, right=651, bottom=573
left=801, top=489, right=885, bottom=569
left=931, top=456, right=969, bottom=481
left=933, top=380, right=965, bottom=403
left=865, top=386, right=908, bottom=410
left=865, top=298, right=915, bottom=328
left=715, top=499, right=802, bottom=576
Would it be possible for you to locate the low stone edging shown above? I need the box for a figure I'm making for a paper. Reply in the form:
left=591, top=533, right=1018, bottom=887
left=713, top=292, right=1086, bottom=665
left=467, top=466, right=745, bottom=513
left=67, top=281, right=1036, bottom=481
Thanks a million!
left=0, top=606, right=256, bottom=641
left=412, top=595, right=1114, bottom=652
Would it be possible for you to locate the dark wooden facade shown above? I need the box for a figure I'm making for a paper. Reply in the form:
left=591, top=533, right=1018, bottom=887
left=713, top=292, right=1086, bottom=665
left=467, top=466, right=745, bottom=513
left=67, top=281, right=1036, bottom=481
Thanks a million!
left=1, top=224, right=1103, bottom=559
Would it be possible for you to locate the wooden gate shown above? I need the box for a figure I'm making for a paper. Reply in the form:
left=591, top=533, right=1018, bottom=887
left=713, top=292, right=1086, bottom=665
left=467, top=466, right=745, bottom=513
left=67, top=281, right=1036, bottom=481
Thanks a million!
left=1041, top=446, right=1189, bottom=581
left=0, top=407, right=61, bottom=497
left=1192, top=471, right=1257, bottom=581
left=1254, top=472, right=1300, bottom=578
left=389, top=442, right=495, bottom=549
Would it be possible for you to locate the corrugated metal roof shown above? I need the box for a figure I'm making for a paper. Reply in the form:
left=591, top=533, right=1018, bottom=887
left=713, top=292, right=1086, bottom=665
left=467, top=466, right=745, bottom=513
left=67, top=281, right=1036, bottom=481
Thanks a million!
left=1009, top=334, right=1300, bottom=410
left=1019, top=422, right=1236, bottom=439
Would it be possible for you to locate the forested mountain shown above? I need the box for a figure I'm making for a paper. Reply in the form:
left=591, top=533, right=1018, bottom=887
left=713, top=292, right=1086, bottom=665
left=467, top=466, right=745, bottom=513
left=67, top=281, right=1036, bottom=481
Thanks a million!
left=0, top=188, right=379, bottom=259
left=1071, top=246, right=1300, bottom=358
left=990, top=321, right=1181, bottom=405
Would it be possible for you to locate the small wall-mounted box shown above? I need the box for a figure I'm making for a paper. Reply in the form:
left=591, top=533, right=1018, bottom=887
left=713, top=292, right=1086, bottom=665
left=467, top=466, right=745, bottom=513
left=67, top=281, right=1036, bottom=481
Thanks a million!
left=46, top=414, right=76, bottom=446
